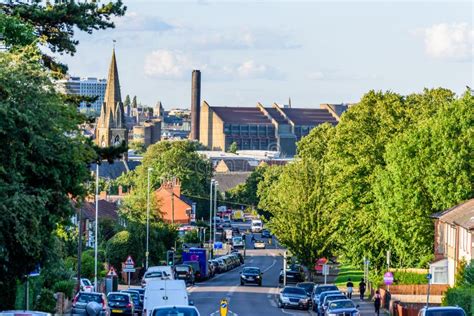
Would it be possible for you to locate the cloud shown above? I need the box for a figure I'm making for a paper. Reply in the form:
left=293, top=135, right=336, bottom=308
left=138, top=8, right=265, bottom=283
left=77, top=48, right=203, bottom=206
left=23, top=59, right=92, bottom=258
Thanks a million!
left=189, top=29, right=301, bottom=50
left=307, top=70, right=377, bottom=81
left=113, top=12, right=175, bottom=32
left=422, top=23, right=473, bottom=61
left=144, top=50, right=283, bottom=80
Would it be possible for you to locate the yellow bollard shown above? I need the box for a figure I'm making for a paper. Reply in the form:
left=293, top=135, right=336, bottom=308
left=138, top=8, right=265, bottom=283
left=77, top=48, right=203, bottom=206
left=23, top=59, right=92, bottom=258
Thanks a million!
left=220, top=298, right=228, bottom=316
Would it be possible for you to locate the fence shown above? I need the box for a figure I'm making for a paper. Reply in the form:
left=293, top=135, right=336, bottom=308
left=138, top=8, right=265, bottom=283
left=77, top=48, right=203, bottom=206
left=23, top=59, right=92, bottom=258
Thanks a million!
left=385, top=284, right=449, bottom=295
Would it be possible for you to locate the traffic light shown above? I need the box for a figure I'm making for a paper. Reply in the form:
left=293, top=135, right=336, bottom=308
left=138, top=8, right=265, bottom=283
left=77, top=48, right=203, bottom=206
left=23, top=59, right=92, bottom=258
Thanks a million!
left=166, top=250, right=175, bottom=266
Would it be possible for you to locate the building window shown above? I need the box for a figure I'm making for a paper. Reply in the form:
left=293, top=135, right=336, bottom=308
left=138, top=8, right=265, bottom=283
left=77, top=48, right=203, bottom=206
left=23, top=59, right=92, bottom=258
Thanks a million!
left=224, top=124, right=231, bottom=134
left=433, top=266, right=448, bottom=284
left=250, top=125, right=257, bottom=136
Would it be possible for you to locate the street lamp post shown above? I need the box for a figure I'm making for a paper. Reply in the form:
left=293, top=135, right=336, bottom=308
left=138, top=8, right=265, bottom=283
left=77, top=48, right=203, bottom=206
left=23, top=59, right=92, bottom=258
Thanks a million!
left=213, top=181, right=218, bottom=247
left=146, top=167, right=153, bottom=270
left=94, top=163, right=99, bottom=292
left=209, top=179, right=214, bottom=250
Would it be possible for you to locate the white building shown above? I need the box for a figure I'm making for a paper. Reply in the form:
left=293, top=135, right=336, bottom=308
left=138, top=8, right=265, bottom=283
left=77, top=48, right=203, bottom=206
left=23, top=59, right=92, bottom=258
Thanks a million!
left=57, top=76, right=107, bottom=115
left=430, top=198, right=474, bottom=285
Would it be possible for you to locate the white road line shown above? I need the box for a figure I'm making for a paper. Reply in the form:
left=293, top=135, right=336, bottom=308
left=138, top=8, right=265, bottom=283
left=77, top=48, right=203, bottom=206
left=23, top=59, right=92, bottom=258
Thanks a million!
left=262, top=259, right=277, bottom=273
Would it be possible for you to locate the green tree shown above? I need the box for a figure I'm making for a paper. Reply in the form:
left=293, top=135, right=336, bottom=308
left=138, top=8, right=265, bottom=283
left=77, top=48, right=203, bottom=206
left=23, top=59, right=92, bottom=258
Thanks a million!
left=0, top=47, right=96, bottom=309
left=373, top=91, right=473, bottom=268
left=120, top=140, right=213, bottom=221
left=124, top=95, right=131, bottom=109
left=258, top=124, right=335, bottom=265
left=132, top=96, right=138, bottom=109
left=226, top=165, right=267, bottom=210
left=228, top=142, right=238, bottom=154
left=1, top=1, right=126, bottom=74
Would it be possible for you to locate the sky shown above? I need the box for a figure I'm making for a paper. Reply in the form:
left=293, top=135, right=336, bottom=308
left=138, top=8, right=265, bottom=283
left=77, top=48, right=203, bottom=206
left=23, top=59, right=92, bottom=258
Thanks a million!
left=59, top=0, right=474, bottom=109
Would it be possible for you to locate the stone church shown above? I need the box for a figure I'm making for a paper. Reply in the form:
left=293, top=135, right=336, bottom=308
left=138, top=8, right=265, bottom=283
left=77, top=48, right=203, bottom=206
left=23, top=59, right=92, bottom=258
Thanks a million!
left=95, top=49, right=128, bottom=148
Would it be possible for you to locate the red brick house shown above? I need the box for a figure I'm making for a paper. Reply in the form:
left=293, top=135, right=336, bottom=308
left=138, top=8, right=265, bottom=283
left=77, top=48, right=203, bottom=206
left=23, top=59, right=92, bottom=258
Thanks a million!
left=155, top=179, right=193, bottom=224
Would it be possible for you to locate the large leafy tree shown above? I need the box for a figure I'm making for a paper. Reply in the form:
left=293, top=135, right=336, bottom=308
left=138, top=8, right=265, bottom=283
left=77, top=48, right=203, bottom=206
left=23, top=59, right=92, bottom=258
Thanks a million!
left=120, top=141, right=213, bottom=222
left=0, top=47, right=95, bottom=308
left=1, top=0, right=126, bottom=74
left=373, top=91, right=473, bottom=268
left=258, top=124, right=336, bottom=265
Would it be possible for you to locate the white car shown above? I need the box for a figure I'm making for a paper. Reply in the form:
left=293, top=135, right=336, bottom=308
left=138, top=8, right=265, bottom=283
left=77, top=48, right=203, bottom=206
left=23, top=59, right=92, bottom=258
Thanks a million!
left=251, top=219, right=263, bottom=233
left=141, top=266, right=175, bottom=287
left=232, top=236, right=244, bottom=248
left=254, top=240, right=266, bottom=249
left=417, top=307, right=466, bottom=316
left=151, top=306, right=200, bottom=316
left=72, top=277, right=94, bottom=292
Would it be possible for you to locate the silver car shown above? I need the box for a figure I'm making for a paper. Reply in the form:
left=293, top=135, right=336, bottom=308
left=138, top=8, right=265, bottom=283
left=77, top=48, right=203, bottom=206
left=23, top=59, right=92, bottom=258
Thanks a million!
left=417, top=307, right=466, bottom=316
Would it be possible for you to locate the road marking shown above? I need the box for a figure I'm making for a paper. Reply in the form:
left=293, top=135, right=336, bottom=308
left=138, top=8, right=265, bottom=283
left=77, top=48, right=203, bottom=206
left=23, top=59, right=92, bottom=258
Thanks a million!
left=262, top=258, right=277, bottom=273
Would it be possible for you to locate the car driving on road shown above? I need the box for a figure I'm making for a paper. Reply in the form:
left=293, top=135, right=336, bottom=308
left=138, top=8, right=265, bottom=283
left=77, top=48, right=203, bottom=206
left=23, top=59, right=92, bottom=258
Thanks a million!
left=174, top=264, right=195, bottom=285
left=71, top=292, right=109, bottom=316
left=107, top=292, right=134, bottom=316
left=240, top=267, right=263, bottom=286
left=261, top=229, right=271, bottom=238
left=151, top=305, right=200, bottom=316
left=253, top=240, right=266, bottom=249
left=277, top=286, right=311, bottom=310
left=279, top=264, right=306, bottom=283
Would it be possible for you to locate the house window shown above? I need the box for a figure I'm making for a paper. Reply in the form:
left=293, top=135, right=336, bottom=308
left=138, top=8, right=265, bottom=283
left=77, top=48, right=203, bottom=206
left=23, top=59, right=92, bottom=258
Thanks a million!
left=433, top=266, right=448, bottom=284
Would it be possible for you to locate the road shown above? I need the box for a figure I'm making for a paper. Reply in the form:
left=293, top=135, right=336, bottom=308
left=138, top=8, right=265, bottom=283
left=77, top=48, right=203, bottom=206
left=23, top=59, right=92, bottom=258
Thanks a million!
left=189, top=221, right=316, bottom=316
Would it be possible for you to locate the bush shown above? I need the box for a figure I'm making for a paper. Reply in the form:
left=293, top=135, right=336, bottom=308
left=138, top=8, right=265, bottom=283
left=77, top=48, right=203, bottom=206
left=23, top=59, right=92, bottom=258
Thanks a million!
left=393, top=271, right=427, bottom=285
left=442, top=287, right=474, bottom=315
left=53, top=280, right=75, bottom=299
left=33, top=288, right=56, bottom=313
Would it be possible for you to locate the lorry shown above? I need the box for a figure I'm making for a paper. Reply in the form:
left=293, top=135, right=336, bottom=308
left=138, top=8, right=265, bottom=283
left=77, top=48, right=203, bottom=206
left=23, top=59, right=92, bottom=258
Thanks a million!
left=143, top=279, right=190, bottom=316
left=181, top=248, right=209, bottom=281
left=251, top=219, right=263, bottom=233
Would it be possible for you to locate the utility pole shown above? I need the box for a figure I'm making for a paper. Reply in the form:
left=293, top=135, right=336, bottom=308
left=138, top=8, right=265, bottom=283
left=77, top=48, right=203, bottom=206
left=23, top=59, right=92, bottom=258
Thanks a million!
left=209, top=179, right=214, bottom=253
left=76, top=206, right=83, bottom=294
left=94, top=163, right=99, bottom=292
left=213, top=181, right=218, bottom=248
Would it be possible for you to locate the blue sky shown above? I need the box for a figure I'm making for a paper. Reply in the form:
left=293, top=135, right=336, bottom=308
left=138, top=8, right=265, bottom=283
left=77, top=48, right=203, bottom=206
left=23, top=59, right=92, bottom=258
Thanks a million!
left=59, top=1, right=473, bottom=109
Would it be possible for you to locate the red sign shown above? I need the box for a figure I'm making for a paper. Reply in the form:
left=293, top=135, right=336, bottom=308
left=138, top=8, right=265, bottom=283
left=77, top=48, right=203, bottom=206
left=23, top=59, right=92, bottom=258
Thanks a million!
left=107, top=266, right=118, bottom=277
left=125, top=255, right=135, bottom=266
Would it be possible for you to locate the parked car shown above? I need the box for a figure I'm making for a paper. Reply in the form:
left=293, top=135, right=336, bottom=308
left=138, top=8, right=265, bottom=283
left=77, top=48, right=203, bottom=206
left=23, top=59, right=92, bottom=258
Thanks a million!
left=182, top=261, right=204, bottom=281
left=71, top=292, right=108, bottom=316
left=132, top=288, right=145, bottom=303
left=72, top=277, right=94, bottom=292
left=107, top=292, right=134, bottom=316
left=120, top=290, right=142, bottom=315
left=253, top=240, right=266, bottom=249
left=261, top=229, right=271, bottom=238
left=312, top=284, right=339, bottom=311
left=315, top=290, right=341, bottom=315
left=279, top=264, right=306, bottom=283
left=240, top=267, right=263, bottom=286
left=232, top=226, right=240, bottom=235
left=296, top=282, right=316, bottom=299
left=320, top=293, right=347, bottom=315
left=215, top=258, right=227, bottom=272
left=174, top=264, right=195, bottom=285
left=143, top=280, right=189, bottom=316
left=151, top=306, right=200, bottom=316
left=277, top=286, right=310, bottom=310
left=141, top=266, right=174, bottom=287
left=324, top=299, right=359, bottom=316
left=417, top=307, right=467, bottom=316
left=0, top=312, right=52, bottom=316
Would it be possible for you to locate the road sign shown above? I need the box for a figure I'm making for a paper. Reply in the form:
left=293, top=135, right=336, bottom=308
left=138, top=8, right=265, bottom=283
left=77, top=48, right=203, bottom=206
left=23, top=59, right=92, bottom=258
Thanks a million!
left=125, top=255, right=135, bottom=267
left=322, top=264, right=330, bottom=276
left=123, top=268, right=136, bottom=273
left=220, top=298, right=228, bottom=316
left=426, top=273, right=432, bottom=280
left=214, top=241, right=223, bottom=249
left=383, top=271, right=394, bottom=285
left=107, top=267, right=118, bottom=277
left=125, top=264, right=134, bottom=269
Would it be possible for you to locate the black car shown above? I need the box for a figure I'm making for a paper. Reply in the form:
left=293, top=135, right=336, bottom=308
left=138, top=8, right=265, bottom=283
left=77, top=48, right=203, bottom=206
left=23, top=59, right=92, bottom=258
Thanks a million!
left=240, top=267, right=263, bottom=286
left=261, top=229, right=271, bottom=238
left=278, top=286, right=310, bottom=310
left=174, top=264, right=195, bottom=285
left=183, top=260, right=204, bottom=281
left=71, top=292, right=109, bottom=316
left=107, top=292, right=134, bottom=316
left=279, top=265, right=305, bottom=283
left=120, top=290, right=142, bottom=314
left=296, top=282, right=315, bottom=298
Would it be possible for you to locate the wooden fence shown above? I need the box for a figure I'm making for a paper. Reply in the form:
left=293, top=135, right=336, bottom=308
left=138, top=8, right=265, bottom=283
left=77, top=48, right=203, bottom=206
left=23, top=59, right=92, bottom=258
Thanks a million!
left=385, top=284, right=449, bottom=295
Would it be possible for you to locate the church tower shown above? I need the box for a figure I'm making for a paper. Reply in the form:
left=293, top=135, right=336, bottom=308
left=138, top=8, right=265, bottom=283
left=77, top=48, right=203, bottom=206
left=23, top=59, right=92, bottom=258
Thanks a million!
left=95, top=49, right=128, bottom=148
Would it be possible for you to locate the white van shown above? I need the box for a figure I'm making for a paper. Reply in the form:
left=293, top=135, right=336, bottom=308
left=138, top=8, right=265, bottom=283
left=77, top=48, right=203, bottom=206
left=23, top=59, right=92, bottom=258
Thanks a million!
left=143, top=280, right=189, bottom=316
left=141, top=266, right=175, bottom=287
left=251, top=219, right=263, bottom=233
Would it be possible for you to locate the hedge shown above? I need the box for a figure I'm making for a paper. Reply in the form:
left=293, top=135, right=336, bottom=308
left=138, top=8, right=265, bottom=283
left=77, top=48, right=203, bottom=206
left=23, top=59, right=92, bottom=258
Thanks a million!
left=442, top=287, right=474, bottom=315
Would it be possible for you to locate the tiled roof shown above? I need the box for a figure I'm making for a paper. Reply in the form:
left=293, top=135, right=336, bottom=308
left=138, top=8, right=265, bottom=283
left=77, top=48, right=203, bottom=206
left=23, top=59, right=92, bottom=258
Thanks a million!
left=214, top=172, right=251, bottom=192
left=78, top=200, right=119, bottom=221
left=212, top=106, right=273, bottom=124
left=265, top=107, right=289, bottom=124
left=431, top=198, right=474, bottom=230
left=216, top=159, right=256, bottom=173
left=90, top=160, right=141, bottom=179
left=281, top=108, right=338, bottom=126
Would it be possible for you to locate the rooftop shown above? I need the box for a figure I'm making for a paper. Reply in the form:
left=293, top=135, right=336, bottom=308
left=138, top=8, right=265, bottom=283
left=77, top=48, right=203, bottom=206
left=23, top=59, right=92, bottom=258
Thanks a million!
left=212, top=106, right=273, bottom=124
left=280, top=108, right=338, bottom=126
left=431, top=198, right=474, bottom=230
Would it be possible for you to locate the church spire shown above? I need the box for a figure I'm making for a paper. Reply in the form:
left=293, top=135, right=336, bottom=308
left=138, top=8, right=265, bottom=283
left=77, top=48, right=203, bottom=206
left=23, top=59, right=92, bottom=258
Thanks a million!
left=104, top=49, right=122, bottom=108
